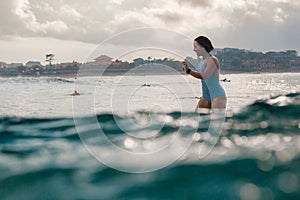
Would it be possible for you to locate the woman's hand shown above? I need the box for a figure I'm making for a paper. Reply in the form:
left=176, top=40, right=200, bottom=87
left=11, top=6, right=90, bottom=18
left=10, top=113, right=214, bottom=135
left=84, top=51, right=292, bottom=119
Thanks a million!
left=182, top=61, right=188, bottom=72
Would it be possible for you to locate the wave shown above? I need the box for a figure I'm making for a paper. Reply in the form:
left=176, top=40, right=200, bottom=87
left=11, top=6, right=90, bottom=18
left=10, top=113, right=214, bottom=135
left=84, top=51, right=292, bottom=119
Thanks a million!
left=0, top=157, right=299, bottom=200
left=1, top=92, right=300, bottom=199
left=226, top=92, right=300, bottom=136
left=47, top=77, right=75, bottom=83
left=1, top=92, right=299, bottom=137
left=0, top=77, right=75, bottom=84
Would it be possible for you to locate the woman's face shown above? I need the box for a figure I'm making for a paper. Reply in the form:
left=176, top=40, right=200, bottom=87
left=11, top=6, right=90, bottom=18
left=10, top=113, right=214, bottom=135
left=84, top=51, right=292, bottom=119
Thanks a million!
left=193, top=41, right=203, bottom=57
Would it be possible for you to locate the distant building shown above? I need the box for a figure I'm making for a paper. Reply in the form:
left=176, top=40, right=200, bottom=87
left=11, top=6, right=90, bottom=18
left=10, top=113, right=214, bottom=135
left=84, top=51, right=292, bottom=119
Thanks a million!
left=0, top=62, right=7, bottom=72
left=94, top=55, right=113, bottom=63
left=58, top=61, right=81, bottom=69
left=0, top=61, right=6, bottom=67
left=0, top=63, right=22, bottom=76
left=1, top=67, right=18, bottom=76
left=6, top=63, right=23, bottom=68
left=26, top=61, right=42, bottom=67
left=27, top=65, right=42, bottom=76
left=86, top=55, right=118, bottom=66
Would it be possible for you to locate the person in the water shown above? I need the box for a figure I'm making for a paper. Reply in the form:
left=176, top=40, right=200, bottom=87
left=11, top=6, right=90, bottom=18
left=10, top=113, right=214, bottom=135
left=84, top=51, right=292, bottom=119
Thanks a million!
left=71, top=90, right=80, bottom=96
left=220, top=78, right=231, bottom=82
left=182, top=36, right=227, bottom=110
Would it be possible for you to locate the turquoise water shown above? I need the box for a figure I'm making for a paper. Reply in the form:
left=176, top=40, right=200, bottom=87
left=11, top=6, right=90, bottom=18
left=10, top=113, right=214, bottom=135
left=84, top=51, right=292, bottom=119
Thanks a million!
left=0, top=74, right=300, bottom=199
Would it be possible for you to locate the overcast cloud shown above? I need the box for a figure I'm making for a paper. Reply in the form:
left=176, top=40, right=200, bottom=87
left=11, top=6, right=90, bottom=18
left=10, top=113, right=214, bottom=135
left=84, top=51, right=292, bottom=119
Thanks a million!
left=0, top=0, right=299, bottom=63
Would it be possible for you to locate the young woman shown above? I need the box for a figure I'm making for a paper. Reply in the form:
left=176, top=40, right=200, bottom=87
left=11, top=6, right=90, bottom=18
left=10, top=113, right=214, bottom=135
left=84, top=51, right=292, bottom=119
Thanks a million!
left=182, top=36, right=227, bottom=110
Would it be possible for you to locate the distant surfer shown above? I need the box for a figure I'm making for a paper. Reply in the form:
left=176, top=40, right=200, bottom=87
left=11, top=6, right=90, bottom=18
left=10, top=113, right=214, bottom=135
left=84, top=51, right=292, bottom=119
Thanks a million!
left=220, top=78, right=231, bottom=82
left=182, top=36, right=227, bottom=110
left=71, top=90, right=80, bottom=96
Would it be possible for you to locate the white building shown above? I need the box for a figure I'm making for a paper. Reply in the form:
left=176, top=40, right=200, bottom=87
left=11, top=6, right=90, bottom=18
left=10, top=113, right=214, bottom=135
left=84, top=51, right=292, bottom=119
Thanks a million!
left=26, top=61, right=42, bottom=67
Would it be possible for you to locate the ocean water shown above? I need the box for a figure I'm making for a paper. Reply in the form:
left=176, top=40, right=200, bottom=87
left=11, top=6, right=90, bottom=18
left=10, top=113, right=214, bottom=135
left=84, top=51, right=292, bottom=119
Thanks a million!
left=0, top=73, right=300, bottom=199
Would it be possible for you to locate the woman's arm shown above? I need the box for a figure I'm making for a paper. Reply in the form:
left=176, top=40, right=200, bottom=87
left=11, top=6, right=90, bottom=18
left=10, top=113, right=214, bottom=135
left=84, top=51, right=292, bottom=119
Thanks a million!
left=183, top=58, right=217, bottom=80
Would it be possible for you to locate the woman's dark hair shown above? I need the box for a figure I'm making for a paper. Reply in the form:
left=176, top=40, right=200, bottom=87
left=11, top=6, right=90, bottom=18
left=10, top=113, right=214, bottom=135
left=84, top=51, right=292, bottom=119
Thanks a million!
left=194, top=36, right=214, bottom=53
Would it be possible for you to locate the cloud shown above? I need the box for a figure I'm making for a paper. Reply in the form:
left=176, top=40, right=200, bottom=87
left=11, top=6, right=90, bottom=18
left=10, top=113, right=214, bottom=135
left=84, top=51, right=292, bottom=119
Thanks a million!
left=214, top=0, right=300, bottom=51
left=109, top=0, right=125, bottom=6
left=273, top=7, right=289, bottom=23
left=0, top=1, right=24, bottom=36
left=0, top=0, right=299, bottom=53
left=13, top=0, right=69, bottom=33
left=178, top=0, right=212, bottom=7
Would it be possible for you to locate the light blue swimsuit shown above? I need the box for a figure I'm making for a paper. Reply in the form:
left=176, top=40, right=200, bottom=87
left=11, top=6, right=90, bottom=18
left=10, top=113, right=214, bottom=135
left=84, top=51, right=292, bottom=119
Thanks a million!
left=196, top=57, right=226, bottom=102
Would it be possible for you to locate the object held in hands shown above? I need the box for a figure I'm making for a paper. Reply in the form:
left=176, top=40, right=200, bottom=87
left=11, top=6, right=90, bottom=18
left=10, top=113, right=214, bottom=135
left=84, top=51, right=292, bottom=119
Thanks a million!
left=182, top=61, right=188, bottom=72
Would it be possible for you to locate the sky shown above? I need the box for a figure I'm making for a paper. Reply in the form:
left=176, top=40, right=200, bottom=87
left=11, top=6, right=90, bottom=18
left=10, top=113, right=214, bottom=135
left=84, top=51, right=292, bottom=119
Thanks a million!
left=0, top=0, right=299, bottom=64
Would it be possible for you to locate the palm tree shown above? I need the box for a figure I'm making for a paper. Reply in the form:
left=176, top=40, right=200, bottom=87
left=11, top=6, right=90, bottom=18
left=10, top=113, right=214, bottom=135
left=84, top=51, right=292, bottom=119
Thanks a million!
left=45, top=54, right=55, bottom=66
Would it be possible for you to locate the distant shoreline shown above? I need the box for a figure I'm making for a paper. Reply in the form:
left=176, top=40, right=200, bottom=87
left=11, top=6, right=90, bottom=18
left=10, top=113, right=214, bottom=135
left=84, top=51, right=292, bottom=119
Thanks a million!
left=0, top=71, right=299, bottom=78
left=1, top=48, right=299, bottom=77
